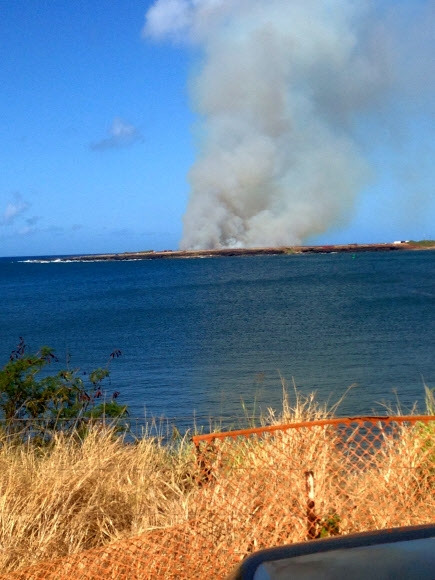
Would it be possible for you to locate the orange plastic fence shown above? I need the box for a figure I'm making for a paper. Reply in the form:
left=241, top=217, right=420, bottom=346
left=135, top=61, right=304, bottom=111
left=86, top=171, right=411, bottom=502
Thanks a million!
left=3, top=415, right=435, bottom=579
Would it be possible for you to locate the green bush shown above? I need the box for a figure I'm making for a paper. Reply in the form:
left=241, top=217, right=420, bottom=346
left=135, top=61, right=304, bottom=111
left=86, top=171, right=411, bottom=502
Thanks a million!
left=0, top=338, right=127, bottom=439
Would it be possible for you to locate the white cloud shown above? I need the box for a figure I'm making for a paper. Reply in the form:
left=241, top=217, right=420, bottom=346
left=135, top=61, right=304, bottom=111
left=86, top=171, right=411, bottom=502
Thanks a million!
left=143, top=0, right=193, bottom=40
left=90, top=118, right=143, bottom=151
left=1, top=193, right=29, bottom=226
left=143, top=0, right=233, bottom=42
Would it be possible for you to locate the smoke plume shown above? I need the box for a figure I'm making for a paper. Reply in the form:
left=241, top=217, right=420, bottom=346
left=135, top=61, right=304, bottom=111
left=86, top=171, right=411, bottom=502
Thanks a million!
left=144, top=0, right=395, bottom=249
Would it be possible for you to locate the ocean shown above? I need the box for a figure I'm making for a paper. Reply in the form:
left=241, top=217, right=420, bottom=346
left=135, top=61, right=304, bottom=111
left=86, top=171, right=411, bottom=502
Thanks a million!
left=1, top=250, right=435, bottom=429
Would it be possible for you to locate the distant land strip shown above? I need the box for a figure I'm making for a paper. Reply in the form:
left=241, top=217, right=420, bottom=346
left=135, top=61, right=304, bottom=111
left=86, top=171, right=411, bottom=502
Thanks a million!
left=56, top=241, right=435, bottom=262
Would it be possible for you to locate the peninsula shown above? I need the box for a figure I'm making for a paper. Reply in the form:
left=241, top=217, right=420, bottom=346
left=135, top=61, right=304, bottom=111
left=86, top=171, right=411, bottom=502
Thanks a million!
left=57, top=241, right=435, bottom=262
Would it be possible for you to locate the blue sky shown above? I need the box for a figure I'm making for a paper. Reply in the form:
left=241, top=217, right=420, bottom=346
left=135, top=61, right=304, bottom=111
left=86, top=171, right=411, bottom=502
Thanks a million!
left=1, top=0, right=435, bottom=256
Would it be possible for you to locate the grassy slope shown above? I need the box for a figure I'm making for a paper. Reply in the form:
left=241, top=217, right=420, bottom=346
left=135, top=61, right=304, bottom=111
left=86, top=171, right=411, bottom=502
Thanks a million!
left=0, top=387, right=434, bottom=577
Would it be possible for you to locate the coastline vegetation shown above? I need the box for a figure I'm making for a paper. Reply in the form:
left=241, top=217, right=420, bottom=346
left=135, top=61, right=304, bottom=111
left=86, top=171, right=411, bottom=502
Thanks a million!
left=0, top=338, right=127, bottom=443
left=409, top=239, right=435, bottom=247
left=1, top=346, right=435, bottom=576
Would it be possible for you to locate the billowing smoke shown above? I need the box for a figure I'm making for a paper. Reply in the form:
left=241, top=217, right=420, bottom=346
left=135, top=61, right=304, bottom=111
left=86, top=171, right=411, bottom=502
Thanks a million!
left=144, top=0, right=394, bottom=249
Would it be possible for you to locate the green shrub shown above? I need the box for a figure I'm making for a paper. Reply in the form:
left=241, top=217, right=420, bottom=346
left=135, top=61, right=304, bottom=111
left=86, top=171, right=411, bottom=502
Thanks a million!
left=0, top=338, right=127, bottom=440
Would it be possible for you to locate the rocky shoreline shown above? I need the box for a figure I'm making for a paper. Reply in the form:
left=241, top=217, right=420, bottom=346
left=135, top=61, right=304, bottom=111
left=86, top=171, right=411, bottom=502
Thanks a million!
left=56, top=241, right=435, bottom=262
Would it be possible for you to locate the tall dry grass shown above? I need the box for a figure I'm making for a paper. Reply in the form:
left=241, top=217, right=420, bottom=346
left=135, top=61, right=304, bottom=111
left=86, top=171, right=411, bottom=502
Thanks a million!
left=0, top=425, right=198, bottom=573
left=0, top=384, right=435, bottom=579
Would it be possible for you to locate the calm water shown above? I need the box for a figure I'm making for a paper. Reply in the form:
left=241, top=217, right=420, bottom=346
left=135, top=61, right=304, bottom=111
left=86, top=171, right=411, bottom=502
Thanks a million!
left=1, top=251, right=435, bottom=427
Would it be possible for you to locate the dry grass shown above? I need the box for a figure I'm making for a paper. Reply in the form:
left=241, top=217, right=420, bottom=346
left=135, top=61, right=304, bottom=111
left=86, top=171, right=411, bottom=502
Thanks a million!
left=0, top=426, right=198, bottom=573
left=1, top=384, right=435, bottom=579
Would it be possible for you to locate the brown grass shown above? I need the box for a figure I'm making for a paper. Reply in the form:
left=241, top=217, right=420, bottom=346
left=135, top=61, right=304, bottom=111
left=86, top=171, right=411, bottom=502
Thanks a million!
left=0, top=384, right=434, bottom=579
left=0, top=426, right=198, bottom=574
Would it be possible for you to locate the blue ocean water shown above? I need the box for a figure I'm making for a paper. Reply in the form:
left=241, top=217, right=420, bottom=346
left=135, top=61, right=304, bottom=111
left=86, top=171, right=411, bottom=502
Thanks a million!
left=1, top=251, right=435, bottom=427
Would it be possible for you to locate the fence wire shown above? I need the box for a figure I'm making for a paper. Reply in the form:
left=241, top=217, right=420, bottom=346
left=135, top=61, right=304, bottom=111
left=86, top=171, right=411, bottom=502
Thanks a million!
left=2, top=415, right=435, bottom=579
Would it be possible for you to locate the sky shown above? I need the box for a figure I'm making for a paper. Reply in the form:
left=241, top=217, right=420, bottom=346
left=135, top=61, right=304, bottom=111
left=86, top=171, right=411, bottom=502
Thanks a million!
left=1, top=0, right=435, bottom=256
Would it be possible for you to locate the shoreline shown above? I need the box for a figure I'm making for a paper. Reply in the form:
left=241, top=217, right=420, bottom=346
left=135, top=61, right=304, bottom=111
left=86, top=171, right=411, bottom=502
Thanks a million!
left=54, top=241, right=435, bottom=262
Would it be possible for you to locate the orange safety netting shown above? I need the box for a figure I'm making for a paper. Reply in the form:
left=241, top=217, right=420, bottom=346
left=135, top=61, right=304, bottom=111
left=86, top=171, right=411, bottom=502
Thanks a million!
left=3, top=415, right=435, bottom=579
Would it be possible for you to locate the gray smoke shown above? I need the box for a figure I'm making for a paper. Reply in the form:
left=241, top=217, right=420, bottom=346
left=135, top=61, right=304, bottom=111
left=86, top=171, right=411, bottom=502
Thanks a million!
left=144, top=0, right=396, bottom=249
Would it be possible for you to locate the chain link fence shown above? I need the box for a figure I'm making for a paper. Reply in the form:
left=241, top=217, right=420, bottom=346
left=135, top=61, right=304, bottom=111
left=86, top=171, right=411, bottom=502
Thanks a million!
left=2, top=415, right=435, bottom=579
